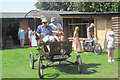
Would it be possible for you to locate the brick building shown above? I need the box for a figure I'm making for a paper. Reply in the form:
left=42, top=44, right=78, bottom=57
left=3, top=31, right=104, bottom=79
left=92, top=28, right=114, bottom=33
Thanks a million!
left=1, top=12, right=34, bottom=48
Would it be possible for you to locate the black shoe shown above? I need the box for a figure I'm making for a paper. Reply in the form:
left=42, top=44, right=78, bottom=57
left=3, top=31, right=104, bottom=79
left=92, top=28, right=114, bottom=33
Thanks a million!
left=75, top=61, right=78, bottom=64
left=37, top=48, right=41, bottom=50
left=36, top=53, right=39, bottom=55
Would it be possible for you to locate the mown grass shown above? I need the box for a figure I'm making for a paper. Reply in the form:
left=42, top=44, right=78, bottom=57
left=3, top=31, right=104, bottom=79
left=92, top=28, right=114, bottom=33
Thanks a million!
left=1, top=47, right=119, bottom=78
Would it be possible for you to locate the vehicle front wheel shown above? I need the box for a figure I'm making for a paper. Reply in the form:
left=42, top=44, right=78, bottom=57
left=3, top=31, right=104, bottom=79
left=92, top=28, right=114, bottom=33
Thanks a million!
left=29, top=52, right=34, bottom=69
left=77, top=55, right=82, bottom=73
left=38, top=57, right=43, bottom=78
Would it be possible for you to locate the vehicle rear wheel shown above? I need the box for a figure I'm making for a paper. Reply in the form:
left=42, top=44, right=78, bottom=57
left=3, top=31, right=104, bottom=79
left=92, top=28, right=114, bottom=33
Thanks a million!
left=77, top=55, right=82, bottom=73
left=29, top=52, right=34, bottom=69
left=38, top=57, right=43, bottom=78
left=94, top=43, right=102, bottom=55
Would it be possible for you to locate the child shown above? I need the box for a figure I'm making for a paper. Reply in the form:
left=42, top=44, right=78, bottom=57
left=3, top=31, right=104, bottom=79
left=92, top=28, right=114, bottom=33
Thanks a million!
left=73, top=27, right=82, bottom=55
left=106, top=31, right=115, bottom=62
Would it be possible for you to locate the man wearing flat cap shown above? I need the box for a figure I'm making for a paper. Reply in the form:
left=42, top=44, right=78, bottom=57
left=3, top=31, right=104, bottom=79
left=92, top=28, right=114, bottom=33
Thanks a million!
left=36, top=18, right=60, bottom=51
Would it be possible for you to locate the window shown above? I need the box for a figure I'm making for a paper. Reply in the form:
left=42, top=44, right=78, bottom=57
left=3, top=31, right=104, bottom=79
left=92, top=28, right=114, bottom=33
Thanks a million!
left=68, top=18, right=94, bottom=38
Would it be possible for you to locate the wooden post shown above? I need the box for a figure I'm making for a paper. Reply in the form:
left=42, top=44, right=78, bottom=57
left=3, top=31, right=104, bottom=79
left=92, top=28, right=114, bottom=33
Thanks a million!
left=105, top=18, right=108, bottom=49
left=63, top=18, right=68, bottom=41
left=72, top=18, right=74, bottom=37
left=105, top=18, right=107, bottom=32
left=94, top=19, right=97, bottom=38
left=34, top=17, right=36, bottom=31
left=68, top=19, right=70, bottom=37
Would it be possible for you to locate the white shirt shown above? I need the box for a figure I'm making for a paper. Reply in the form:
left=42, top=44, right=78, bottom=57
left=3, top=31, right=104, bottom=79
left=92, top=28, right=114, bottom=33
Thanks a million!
left=49, top=23, right=63, bottom=36
left=87, top=27, right=92, bottom=40
left=49, top=23, right=63, bottom=31
left=107, top=36, right=115, bottom=48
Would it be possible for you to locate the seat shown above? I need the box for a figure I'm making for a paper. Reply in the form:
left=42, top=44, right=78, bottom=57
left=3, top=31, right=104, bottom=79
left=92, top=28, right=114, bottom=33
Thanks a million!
left=43, top=44, right=49, bottom=52
left=85, top=39, right=94, bottom=43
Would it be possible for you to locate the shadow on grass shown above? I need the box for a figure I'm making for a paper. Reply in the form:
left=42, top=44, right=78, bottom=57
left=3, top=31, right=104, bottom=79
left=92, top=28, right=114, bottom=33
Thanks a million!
left=102, top=52, right=108, bottom=54
left=115, top=58, right=120, bottom=61
left=43, top=73, right=60, bottom=78
left=32, top=66, right=38, bottom=70
left=54, top=63, right=101, bottom=75
left=82, top=63, right=101, bottom=74
left=32, top=66, right=60, bottom=78
left=78, top=51, right=85, bottom=53
left=32, top=63, right=101, bottom=78
left=2, top=45, right=30, bottom=50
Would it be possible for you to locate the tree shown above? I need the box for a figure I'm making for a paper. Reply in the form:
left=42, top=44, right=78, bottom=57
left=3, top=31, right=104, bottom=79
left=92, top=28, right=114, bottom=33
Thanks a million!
left=34, top=2, right=119, bottom=12
left=35, top=2, right=70, bottom=11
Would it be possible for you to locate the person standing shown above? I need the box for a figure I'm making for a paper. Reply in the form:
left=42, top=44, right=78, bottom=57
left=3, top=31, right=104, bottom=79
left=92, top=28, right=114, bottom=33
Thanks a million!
left=87, top=23, right=94, bottom=40
left=73, top=27, right=82, bottom=55
left=28, top=27, right=34, bottom=47
left=49, top=17, right=64, bottom=41
left=18, top=27, right=26, bottom=48
left=106, top=31, right=115, bottom=62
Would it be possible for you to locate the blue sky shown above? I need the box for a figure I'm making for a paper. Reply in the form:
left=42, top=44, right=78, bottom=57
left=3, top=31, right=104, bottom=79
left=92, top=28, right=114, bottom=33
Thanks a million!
left=0, top=0, right=38, bottom=12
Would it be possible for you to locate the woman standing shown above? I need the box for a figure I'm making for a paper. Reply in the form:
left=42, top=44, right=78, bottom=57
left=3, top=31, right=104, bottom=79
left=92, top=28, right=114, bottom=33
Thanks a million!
left=73, top=27, right=82, bottom=55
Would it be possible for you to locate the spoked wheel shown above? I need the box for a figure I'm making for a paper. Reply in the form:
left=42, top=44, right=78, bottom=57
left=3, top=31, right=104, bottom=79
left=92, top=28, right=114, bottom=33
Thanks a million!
left=94, top=43, right=102, bottom=55
left=87, top=45, right=93, bottom=52
left=77, top=55, right=82, bottom=73
left=83, top=40, right=93, bottom=52
left=38, top=57, right=43, bottom=78
left=29, top=52, right=34, bottom=69
left=83, top=40, right=87, bottom=51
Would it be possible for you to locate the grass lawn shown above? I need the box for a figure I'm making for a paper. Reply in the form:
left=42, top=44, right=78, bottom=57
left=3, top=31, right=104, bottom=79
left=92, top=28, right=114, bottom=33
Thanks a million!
left=1, top=46, right=119, bottom=78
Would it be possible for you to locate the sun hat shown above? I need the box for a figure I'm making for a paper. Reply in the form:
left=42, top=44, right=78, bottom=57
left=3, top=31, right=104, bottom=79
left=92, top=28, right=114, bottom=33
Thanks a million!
left=109, top=31, right=115, bottom=36
left=51, top=17, right=56, bottom=22
left=42, top=18, right=48, bottom=23
left=90, top=23, right=94, bottom=26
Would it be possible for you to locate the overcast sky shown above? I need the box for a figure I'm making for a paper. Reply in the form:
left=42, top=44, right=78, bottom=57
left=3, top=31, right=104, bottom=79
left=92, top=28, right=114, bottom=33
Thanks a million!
left=0, top=0, right=38, bottom=12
